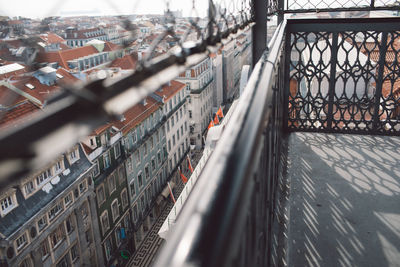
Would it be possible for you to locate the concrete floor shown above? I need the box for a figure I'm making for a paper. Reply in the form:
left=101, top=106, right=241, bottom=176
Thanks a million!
left=286, top=132, right=400, bottom=267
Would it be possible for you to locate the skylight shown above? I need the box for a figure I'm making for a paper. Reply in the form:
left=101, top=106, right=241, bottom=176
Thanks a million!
left=25, top=83, right=35, bottom=90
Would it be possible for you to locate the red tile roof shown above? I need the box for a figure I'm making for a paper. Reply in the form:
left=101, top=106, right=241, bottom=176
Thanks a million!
left=155, top=80, right=185, bottom=102
left=113, top=96, right=162, bottom=135
left=109, top=54, right=138, bottom=70
left=36, top=45, right=100, bottom=69
left=104, top=41, right=121, bottom=52
left=0, top=100, right=40, bottom=130
left=40, top=33, right=66, bottom=44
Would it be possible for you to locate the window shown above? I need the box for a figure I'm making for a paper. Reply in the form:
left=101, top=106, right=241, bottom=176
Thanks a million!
left=180, top=108, right=183, bottom=118
left=36, top=169, right=52, bottom=186
left=70, top=149, right=78, bottom=162
left=71, top=244, right=79, bottom=262
left=171, top=116, right=174, bottom=127
left=140, top=195, right=145, bottom=212
left=151, top=158, right=156, bottom=171
left=167, top=120, right=170, bottom=132
left=56, top=254, right=69, bottom=267
left=185, top=121, right=187, bottom=132
left=79, top=181, right=86, bottom=193
left=92, top=161, right=100, bottom=177
left=189, top=110, right=192, bottom=119
left=50, top=224, right=65, bottom=248
left=132, top=130, right=137, bottom=143
left=135, top=150, right=140, bottom=165
left=114, top=144, right=121, bottom=158
left=97, top=185, right=105, bottom=205
left=111, top=199, right=119, bottom=222
left=115, top=226, right=121, bottom=246
left=16, top=233, right=27, bottom=251
left=80, top=203, right=88, bottom=219
left=104, top=237, right=112, bottom=261
left=48, top=202, right=63, bottom=221
left=133, top=204, right=138, bottom=222
left=172, top=135, right=176, bottom=146
left=145, top=166, right=150, bottom=180
left=168, top=140, right=171, bottom=151
left=150, top=137, right=154, bottom=150
left=177, top=129, right=180, bottom=140
left=54, top=160, right=62, bottom=173
left=40, top=240, right=49, bottom=259
left=121, top=189, right=128, bottom=208
left=157, top=152, right=161, bottom=164
left=38, top=215, right=48, bottom=232
left=108, top=174, right=116, bottom=194
left=138, top=173, right=143, bottom=188
left=104, top=153, right=111, bottom=169
left=175, top=113, right=179, bottom=122
left=65, top=216, right=74, bottom=233
left=64, top=193, right=72, bottom=207
left=130, top=181, right=136, bottom=197
left=19, top=258, right=32, bottom=267
left=181, top=125, right=184, bottom=135
left=156, top=130, right=160, bottom=143
left=118, top=167, right=125, bottom=184
left=127, top=156, right=133, bottom=173
left=143, top=143, right=147, bottom=156
left=101, top=211, right=110, bottom=234
left=85, top=228, right=92, bottom=244
left=24, top=181, right=35, bottom=195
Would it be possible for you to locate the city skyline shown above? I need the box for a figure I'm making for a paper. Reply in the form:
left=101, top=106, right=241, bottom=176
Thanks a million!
left=0, top=0, right=210, bottom=19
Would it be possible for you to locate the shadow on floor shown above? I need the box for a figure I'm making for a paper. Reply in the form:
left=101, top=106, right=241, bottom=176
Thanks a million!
left=286, top=132, right=400, bottom=267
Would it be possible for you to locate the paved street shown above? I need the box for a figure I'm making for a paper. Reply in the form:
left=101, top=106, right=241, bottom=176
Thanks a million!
left=127, top=181, right=184, bottom=267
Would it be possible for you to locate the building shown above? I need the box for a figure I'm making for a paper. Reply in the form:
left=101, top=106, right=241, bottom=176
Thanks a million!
left=113, top=95, right=169, bottom=250
left=155, top=80, right=191, bottom=177
left=176, top=57, right=214, bottom=148
left=81, top=124, right=131, bottom=267
left=0, top=144, right=102, bottom=267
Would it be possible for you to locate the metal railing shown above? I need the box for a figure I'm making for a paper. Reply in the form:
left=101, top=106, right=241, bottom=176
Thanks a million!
left=154, top=19, right=287, bottom=267
left=154, top=16, right=400, bottom=266
left=284, top=18, right=400, bottom=135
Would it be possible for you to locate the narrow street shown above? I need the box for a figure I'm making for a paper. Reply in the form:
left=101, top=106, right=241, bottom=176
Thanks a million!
left=127, top=149, right=203, bottom=267
left=127, top=181, right=185, bottom=267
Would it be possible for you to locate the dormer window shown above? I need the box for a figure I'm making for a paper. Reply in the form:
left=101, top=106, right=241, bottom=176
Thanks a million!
left=36, top=169, right=52, bottom=186
left=24, top=181, right=35, bottom=195
left=1, top=196, right=14, bottom=213
left=68, top=147, right=79, bottom=164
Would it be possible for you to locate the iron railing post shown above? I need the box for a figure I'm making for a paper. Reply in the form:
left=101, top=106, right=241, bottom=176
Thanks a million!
left=252, top=0, right=267, bottom=68
left=327, top=32, right=339, bottom=130
left=278, top=0, right=285, bottom=24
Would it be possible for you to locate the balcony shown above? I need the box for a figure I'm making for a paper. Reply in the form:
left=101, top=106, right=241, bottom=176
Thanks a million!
left=154, top=16, right=400, bottom=267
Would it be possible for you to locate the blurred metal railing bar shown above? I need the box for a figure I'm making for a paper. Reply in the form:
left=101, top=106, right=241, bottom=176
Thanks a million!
left=0, top=16, right=253, bottom=185
left=252, top=0, right=268, bottom=67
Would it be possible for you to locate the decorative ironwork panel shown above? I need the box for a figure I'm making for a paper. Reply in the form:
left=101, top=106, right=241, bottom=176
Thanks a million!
left=285, top=0, right=400, bottom=11
left=376, top=30, right=400, bottom=132
left=285, top=19, right=400, bottom=135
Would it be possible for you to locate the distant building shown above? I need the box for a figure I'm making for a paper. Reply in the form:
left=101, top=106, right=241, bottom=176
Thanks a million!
left=155, top=80, right=190, bottom=176
left=176, top=57, right=213, bottom=149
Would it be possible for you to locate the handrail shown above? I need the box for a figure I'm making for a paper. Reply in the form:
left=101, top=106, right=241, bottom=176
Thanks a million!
left=154, top=20, right=287, bottom=267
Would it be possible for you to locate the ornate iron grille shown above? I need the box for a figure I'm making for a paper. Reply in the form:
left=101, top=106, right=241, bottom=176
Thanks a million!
left=284, top=18, right=400, bottom=134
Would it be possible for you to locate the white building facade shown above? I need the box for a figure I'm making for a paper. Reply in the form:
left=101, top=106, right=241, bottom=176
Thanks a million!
left=176, top=57, right=213, bottom=149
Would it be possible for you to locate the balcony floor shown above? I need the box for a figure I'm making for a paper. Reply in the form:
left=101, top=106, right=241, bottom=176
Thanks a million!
left=285, top=132, right=400, bottom=267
